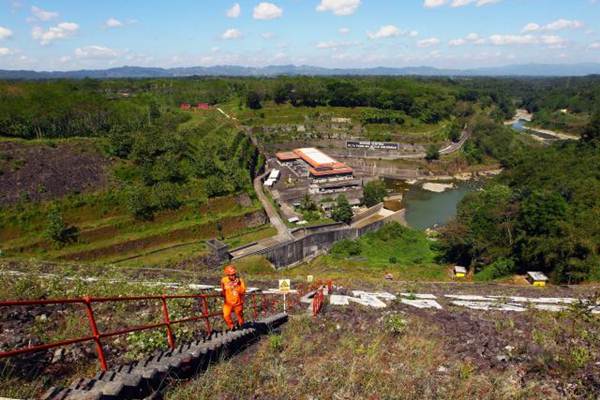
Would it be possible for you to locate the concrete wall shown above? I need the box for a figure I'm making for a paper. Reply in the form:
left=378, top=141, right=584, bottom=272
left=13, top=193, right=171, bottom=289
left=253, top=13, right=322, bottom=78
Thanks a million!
left=255, top=209, right=399, bottom=269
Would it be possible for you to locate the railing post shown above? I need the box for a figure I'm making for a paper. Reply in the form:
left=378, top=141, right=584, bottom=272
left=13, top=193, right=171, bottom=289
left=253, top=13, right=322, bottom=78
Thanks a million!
left=161, top=295, right=176, bottom=350
left=200, top=295, right=212, bottom=337
left=83, top=296, right=108, bottom=371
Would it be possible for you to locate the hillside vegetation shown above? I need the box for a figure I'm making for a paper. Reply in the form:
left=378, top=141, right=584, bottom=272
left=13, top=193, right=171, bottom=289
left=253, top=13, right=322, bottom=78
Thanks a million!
left=440, top=115, right=600, bottom=283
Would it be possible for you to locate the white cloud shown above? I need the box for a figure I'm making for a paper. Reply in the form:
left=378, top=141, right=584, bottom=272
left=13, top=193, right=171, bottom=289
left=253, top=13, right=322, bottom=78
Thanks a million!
left=0, top=27, right=13, bottom=40
left=540, top=35, right=567, bottom=48
left=589, top=42, right=600, bottom=49
left=424, top=0, right=446, bottom=7
left=32, top=22, right=79, bottom=45
left=418, top=37, right=440, bottom=48
left=522, top=23, right=541, bottom=32
left=316, top=40, right=356, bottom=49
left=0, top=47, right=13, bottom=56
left=261, top=32, right=275, bottom=39
left=409, top=30, right=419, bottom=37
left=488, top=34, right=537, bottom=45
left=317, top=0, right=361, bottom=16
left=253, top=2, right=283, bottom=20
left=449, top=32, right=485, bottom=46
left=425, top=0, right=500, bottom=7
left=523, top=19, right=584, bottom=32
left=30, top=6, right=58, bottom=21
left=227, top=3, right=241, bottom=18
left=367, top=25, right=400, bottom=39
left=451, top=0, right=501, bottom=6
left=486, top=33, right=567, bottom=47
left=449, top=38, right=466, bottom=46
left=545, top=19, right=584, bottom=31
left=339, top=27, right=350, bottom=35
left=221, top=28, right=242, bottom=40
left=75, top=45, right=119, bottom=59
left=104, top=18, right=123, bottom=28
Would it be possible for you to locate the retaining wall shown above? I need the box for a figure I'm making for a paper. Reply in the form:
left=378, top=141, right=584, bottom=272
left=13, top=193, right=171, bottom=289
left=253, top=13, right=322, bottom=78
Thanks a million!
left=255, top=216, right=391, bottom=268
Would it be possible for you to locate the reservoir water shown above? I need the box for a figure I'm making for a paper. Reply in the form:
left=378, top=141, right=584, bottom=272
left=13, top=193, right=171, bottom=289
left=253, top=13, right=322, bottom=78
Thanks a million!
left=402, top=180, right=483, bottom=230
left=390, top=120, right=558, bottom=230
left=384, top=178, right=484, bottom=230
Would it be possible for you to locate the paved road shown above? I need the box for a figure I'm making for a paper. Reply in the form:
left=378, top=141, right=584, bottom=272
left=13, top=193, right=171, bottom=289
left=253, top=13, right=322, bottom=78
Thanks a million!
left=253, top=171, right=293, bottom=242
left=439, top=129, right=471, bottom=155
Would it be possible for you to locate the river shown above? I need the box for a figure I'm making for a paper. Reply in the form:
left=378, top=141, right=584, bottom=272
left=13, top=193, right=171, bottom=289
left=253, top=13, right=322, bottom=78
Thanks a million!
left=511, top=119, right=559, bottom=142
left=384, top=178, right=485, bottom=230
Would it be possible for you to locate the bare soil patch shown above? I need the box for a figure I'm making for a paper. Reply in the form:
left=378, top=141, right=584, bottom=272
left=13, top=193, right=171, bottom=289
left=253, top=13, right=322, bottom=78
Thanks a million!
left=0, top=141, right=110, bottom=206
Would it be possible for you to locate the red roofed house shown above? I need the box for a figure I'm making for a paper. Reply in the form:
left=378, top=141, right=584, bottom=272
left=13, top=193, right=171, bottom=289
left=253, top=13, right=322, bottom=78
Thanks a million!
left=180, top=103, right=192, bottom=111
left=196, top=103, right=210, bottom=110
left=276, top=147, right=353, bottom=179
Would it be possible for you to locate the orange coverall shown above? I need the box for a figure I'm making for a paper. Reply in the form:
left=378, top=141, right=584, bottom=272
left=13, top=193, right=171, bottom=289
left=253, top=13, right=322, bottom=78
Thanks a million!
left=221, top=276, right=246, bottom=329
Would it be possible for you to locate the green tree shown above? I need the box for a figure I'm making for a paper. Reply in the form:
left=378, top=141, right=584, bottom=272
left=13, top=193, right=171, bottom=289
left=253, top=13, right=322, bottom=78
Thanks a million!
left=127, top=186, right=156, bottom=221
left=363, top=180, right=387, bottom=207
left=425, top=145, right=440, bottom=161
left=581, top=110, right=600, bottom=144
left=246, top=90, right=262, bottom=110
left=447, top=121, right=462, bottom=142
left=300, top=193, right=318, bottom=212
left=331, top=195, right=353, bottom=224
left=45, top=206, right=78, bottom=246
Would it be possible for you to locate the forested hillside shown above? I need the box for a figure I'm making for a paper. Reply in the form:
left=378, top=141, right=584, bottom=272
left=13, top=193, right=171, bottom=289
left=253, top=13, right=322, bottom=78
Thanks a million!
left=440, top=113, right=600, bottom=283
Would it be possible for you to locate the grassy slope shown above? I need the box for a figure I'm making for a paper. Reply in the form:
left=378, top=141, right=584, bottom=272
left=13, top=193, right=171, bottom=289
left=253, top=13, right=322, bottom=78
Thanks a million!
left=233, top=224, right=449, bottom=285
left=0, top=108, right=274, bottom=267
left=167, top=302, right=600, bottom=400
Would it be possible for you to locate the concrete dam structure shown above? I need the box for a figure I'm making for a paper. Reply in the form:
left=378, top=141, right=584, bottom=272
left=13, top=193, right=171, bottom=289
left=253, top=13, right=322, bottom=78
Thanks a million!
left=225, top=203, right=406, bottom=268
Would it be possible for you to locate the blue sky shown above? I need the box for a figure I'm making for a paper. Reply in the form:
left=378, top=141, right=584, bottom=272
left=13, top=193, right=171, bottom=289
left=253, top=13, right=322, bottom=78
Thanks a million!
left=1, top=0, right=600, bottom=70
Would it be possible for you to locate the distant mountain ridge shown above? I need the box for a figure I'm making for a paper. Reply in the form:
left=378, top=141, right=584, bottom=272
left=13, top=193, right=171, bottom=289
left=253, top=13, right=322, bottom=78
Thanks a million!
left=1, top=63, right=600, bottom=79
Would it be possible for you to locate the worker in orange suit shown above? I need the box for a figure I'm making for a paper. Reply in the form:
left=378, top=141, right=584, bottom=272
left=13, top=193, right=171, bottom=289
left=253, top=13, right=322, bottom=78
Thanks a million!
left=221, top=265, right=246, bottom=330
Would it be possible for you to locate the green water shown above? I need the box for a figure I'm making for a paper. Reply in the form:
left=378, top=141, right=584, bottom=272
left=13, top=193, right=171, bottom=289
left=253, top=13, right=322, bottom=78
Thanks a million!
left=401, top=180, right=483, bottom=230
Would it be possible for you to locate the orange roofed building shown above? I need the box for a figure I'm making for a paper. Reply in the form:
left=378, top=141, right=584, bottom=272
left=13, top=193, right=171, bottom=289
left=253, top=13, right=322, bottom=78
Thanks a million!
left=276, top=147, right=353, bottom=179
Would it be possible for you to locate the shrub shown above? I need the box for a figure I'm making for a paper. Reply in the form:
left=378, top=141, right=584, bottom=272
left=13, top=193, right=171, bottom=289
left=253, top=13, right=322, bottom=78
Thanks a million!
left=45, top=206, right=79, bottom=246
left=476, top=258, right=516, bottom=281
left=331, top=239, right=362, bottom=258
left=384, top=314, right=407, bottom=336
left=127, top=186, right=156, bottom=221
left=363, top=180, right=387, bottom=207
left=425, top=145, right=440, bottom=161
left=331, top=195, right=353, bottom=224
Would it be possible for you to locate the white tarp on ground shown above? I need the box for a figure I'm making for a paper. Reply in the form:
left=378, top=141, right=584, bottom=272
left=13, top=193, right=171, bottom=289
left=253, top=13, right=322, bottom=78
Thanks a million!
left=533, top=304, right=568, bottom=312
left=445, top=295, right=493, bottom=301
left=400, top=293, right=437, bottom=299
left=330, top=295, right=350, bottom=305
left=450, top=300, right=527, bottom=312
left=487, top=296, right=578, bottom=304
left=401, top=299, right=443, bottom=310
left=352, top=291, right=397, bottom=301
left=348, top=294, right=387, bottom=308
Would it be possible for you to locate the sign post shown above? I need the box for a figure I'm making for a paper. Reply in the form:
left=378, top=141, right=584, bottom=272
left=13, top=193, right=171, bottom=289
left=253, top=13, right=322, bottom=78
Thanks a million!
left=278, top=279, right=291, bottom=313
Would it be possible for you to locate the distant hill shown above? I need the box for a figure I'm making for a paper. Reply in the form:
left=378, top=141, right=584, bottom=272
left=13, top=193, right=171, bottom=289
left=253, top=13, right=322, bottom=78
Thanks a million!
left=1, top=63, right=600, bottom=79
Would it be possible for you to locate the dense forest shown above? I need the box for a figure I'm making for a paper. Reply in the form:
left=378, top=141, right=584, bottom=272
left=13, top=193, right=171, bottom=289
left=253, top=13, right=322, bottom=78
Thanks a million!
left=0, top=76, right=520, bottom=140
left=440, top=113, right=600, bottom=283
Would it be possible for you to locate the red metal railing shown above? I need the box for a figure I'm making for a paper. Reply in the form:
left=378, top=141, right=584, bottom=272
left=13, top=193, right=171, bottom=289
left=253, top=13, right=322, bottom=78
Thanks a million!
left=311, top=288, right=324, bottom=317
left=0, top=291, right=279, bottom=371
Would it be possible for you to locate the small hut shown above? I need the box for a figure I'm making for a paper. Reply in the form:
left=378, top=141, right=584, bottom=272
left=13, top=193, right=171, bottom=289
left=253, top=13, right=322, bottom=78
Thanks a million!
left=527, top=271, right=549, bottom=287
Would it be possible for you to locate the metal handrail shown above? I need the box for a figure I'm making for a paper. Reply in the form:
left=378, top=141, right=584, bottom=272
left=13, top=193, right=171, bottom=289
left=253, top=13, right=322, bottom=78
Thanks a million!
left=0, top=291, right=277, bottom=371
